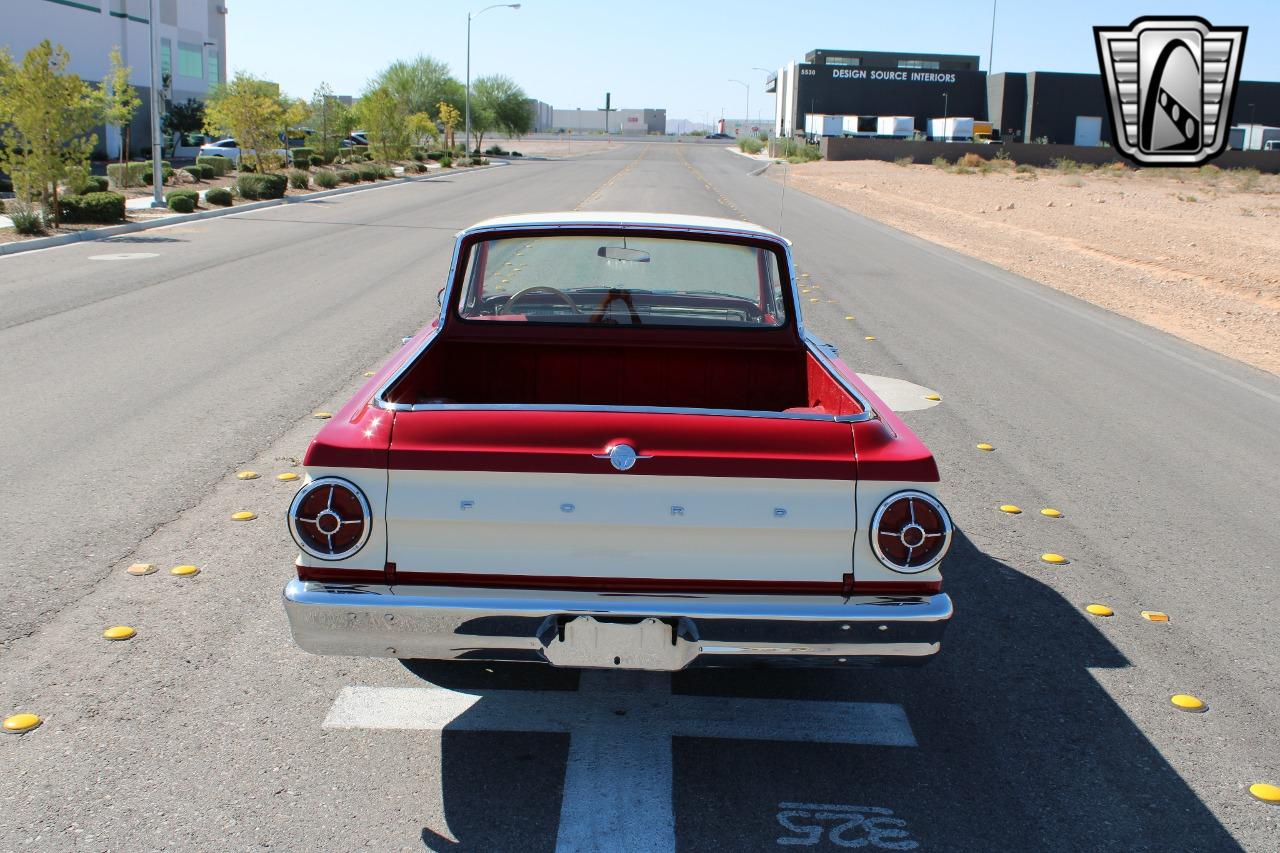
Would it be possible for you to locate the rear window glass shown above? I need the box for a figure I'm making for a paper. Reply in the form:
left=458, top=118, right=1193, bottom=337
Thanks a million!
left=456, top=234, right=788, bottom=328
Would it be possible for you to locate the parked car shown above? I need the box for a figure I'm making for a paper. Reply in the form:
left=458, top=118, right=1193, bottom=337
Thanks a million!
left=705, top=132, right=733, bottom=140
left=197, top=137, right=291, bottom=166
left=339, top=131, right=369, bottom=148
left=283, top=212, right=954, bottom=671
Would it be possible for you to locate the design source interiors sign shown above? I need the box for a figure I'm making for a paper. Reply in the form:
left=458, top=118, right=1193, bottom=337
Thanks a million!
left=1095, top=16, right=1247, bottom=166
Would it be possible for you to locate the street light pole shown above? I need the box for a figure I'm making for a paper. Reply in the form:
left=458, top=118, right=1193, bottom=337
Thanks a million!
left=148, top=0, right=163, bottom=207
left=729, top=79, right=748, bottom=136
left=466, top=3, right=520, bottom=154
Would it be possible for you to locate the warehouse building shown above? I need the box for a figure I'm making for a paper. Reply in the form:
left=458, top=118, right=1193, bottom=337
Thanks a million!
left=4, top=0, right=228, bottom=157
left=769, top=49, right=986, bottom=138
left=550, top=108, right=666, bottom=135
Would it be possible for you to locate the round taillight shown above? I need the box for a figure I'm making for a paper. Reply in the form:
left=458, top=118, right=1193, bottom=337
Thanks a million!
left=871, top=490, right=952, bottom=573
left=288, top=477, right=371, bottom=561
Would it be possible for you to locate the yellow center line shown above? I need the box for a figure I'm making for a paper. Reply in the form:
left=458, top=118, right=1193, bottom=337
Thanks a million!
left=574, top=145, right=651, bottom=210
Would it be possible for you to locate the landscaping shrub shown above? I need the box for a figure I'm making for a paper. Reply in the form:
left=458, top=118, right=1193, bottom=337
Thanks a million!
left=165, top=189, right=199, bottom=210
left=181, top=166, right=204, bottom=180
left=196, top=156, right=231, bottom=176
left=737, top=137, right=763, bottom=154
left=8, top=200, right=45, bottom=234
left=313, top=169, right=339, bottom=189
left=356, top=164, right=380, bottom=181
left=205, top=186, right=233, bottom=206
left=337, top=169, right=358, bottom=184
left=931, top=156, right=949, bottom=169
left=1051, top=157, right=1080, bottom=173
left=959, top=152, right=985, bottom=168
left=426, top=151, right=445, bottom=161
left=288, top=169, right=310, bottom=190
left=351, top=145, right=368, bottom=157
left=235, top=172, right=287, bottom=200
left=290, top=147, right=314, bottom=164
left=774, top=138, right=821, bottom=163
left=58, top=191, right=127, bottom=223
left=0, top=174, right=13, bottom=193
left=75, top=175, right=110, bottom=193
left=893, top=156, right=914, bottom=167
left=510, top=151, right=522, bottom=157
left=484, top=144, right=507, bottom=155
left=141, top=165, right=175, bottom=185
left=107, top=161, right=150, bottom=188
left=439, top=155, right=452, bottom=168
left=196, top=163, right=215, bottom=179
left=309, top=154, right=324, bottom=168
left=409, top=162, right=428, bottom=173
left=410, top=146, right=428, bottom=161
left=1014, top=163, right=1036, bottom=174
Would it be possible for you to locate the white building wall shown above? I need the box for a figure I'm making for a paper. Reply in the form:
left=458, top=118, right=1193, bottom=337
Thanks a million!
left=2, top=0, right=228, bottom=154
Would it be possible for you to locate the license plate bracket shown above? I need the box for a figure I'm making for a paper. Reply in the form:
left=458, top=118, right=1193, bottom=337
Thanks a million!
left=542, top=615, right=699, bottom=671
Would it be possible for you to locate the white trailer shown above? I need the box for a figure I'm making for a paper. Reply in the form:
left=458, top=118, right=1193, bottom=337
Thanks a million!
left=804, top=114, right=845, bottom=140
left=928, top=117, right=975, bottom=142
left=877, top=116, right=915, bottom=138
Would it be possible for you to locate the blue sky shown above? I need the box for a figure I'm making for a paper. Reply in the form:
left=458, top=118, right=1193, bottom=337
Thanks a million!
left=227, top=0, right=1278, bottom=121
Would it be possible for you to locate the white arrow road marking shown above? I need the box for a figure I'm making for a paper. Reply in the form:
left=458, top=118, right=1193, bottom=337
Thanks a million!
left=325, top=670, right=916, bottom=852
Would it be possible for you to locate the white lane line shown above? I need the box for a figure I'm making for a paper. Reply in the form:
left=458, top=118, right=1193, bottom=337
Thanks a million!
left=325, top=670, right=915, bottom=852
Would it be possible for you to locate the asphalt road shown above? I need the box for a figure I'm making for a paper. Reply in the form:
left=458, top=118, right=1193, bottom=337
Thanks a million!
left=2, top=143, right=1278, bottom=851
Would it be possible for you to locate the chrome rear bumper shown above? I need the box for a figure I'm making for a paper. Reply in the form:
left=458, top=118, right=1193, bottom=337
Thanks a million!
left=282, top=579, right=952, bottom=669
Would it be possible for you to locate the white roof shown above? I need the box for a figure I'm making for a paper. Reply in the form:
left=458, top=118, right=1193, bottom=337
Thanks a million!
left=461, top=211, right=786, bottom=242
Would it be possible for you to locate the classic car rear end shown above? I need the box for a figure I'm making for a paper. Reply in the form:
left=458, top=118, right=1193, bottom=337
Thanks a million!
left=283, top=213, right=954, bottom=670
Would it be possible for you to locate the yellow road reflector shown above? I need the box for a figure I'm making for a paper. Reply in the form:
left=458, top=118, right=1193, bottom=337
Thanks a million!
left=230, top=511, right=257, bottom=521
left=999, top=505, right=1022, bottom=514
left=235, top=471, right=259, bottom=480
left=1249, top=782, right=1280, bottom=804
left=1141, top=610, right=1170, bottom=622
left=924, top=393, right=941, bottom=401
left=865, top=336, right=877, bottom=341
left=809, top=298, right=819, bottom=303
left=800, top=273, right=810, bottom=278
left=3, top=713, right=42, bottom=734
left=363, top=371, right=376, bottom=377
left=276, top=472, right=299, bottom=482
left=126, top=563, right=156, bottom=576
left=976, top=443, right=995, bottom=451
left=1040, top=553, right=1069, bottom=565
left=103, top=625, right=136, bottom=641
left=1170, top=694, right=1206, bottom=712
left=1085, top=604, right=1113, bottom=617
left=844, top=315, right=855, bottom=320
left=170, top=565, right=200, bottom=577
left=1041, top=508, right=1063, bottom=518
left=313, top=412, right=332, bottom=419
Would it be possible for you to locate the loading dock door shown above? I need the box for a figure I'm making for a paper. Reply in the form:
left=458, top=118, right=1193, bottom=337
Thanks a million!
left=1074, top=116, right=1102, bottom=147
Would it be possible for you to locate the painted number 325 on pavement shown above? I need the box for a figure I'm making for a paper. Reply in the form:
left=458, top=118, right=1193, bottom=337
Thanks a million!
left=776, top=803, right=919, bottom=849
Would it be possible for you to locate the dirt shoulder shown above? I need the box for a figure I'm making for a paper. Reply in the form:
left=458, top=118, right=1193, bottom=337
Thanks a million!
left=773, top=157, right=1280, bottom=375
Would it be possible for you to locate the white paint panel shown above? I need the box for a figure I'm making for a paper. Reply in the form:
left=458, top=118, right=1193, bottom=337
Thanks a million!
left=386, top=470, right=854, bottom=583
left=296, top=466, right=389, bottom=571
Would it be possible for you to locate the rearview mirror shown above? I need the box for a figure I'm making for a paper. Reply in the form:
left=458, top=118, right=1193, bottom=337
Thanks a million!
left=598, top=246, right=650, bottom=263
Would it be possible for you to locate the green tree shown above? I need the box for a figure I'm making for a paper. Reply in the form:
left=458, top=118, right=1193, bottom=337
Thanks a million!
left=163, top=97, right=206, bottom=136
left=472, top=75, right=530, bottom=151
left=204, top=73, right=286, bottom=172
left=0, top=40, right=100, bottom=225
left=100, top=46, right=139, bottom=168
left=372, top=55, right=462, bottom=117
left=406, top=112, right=439, bottom=147
left=309, top=82, right=353, bottom=158
left=356, top=84, right=411, bottom=163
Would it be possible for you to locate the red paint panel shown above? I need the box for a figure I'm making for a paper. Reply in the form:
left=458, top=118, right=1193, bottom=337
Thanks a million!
left=826, top=356, right=940, bottom=483
left=389, top=570, right=847, bottom=595
left=387, top=408, right=857, bottom=479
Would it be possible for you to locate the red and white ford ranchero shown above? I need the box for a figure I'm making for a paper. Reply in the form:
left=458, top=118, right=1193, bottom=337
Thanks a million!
left=283, top=212, right=954, bottom=670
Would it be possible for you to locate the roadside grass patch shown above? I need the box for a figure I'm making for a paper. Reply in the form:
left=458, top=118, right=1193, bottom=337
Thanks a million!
left=738, top=137, right=764, bottom=154
left=7, top=200, right=46, bottom=234
left=1231, top=167, right=1261, bottom=192
left=1051, top=157, right=1080, bottom=174
left=337, top=169, right=359, bottom=184
left=235, top=172, right=287, bottom=200
left=288, top=169, right=310, bottom=190
left=893, top=156, right=914, bottom=167
left=313, top=169, right=339, bottom=189
left=931, top=156, right=949, bottom=169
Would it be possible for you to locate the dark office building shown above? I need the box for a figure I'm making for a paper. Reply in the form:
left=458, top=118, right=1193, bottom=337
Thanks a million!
left=769, top=49, right=986, bottom=137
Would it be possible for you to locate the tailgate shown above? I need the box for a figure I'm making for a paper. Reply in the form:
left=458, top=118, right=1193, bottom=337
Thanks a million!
left=385, top=409, right=856, bottom=590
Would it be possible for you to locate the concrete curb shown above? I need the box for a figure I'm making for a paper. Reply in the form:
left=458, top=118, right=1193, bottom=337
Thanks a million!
left=0, top=162, right=506, bottom=258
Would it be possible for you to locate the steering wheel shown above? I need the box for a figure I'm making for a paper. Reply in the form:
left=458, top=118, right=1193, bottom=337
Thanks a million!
left=500, top=285, right=580, bottom=315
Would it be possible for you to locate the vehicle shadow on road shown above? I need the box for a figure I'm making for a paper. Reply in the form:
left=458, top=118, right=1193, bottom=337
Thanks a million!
left=404, top=530, right=1243, bottom=852
left=102, top=234, right=186, bottom=243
